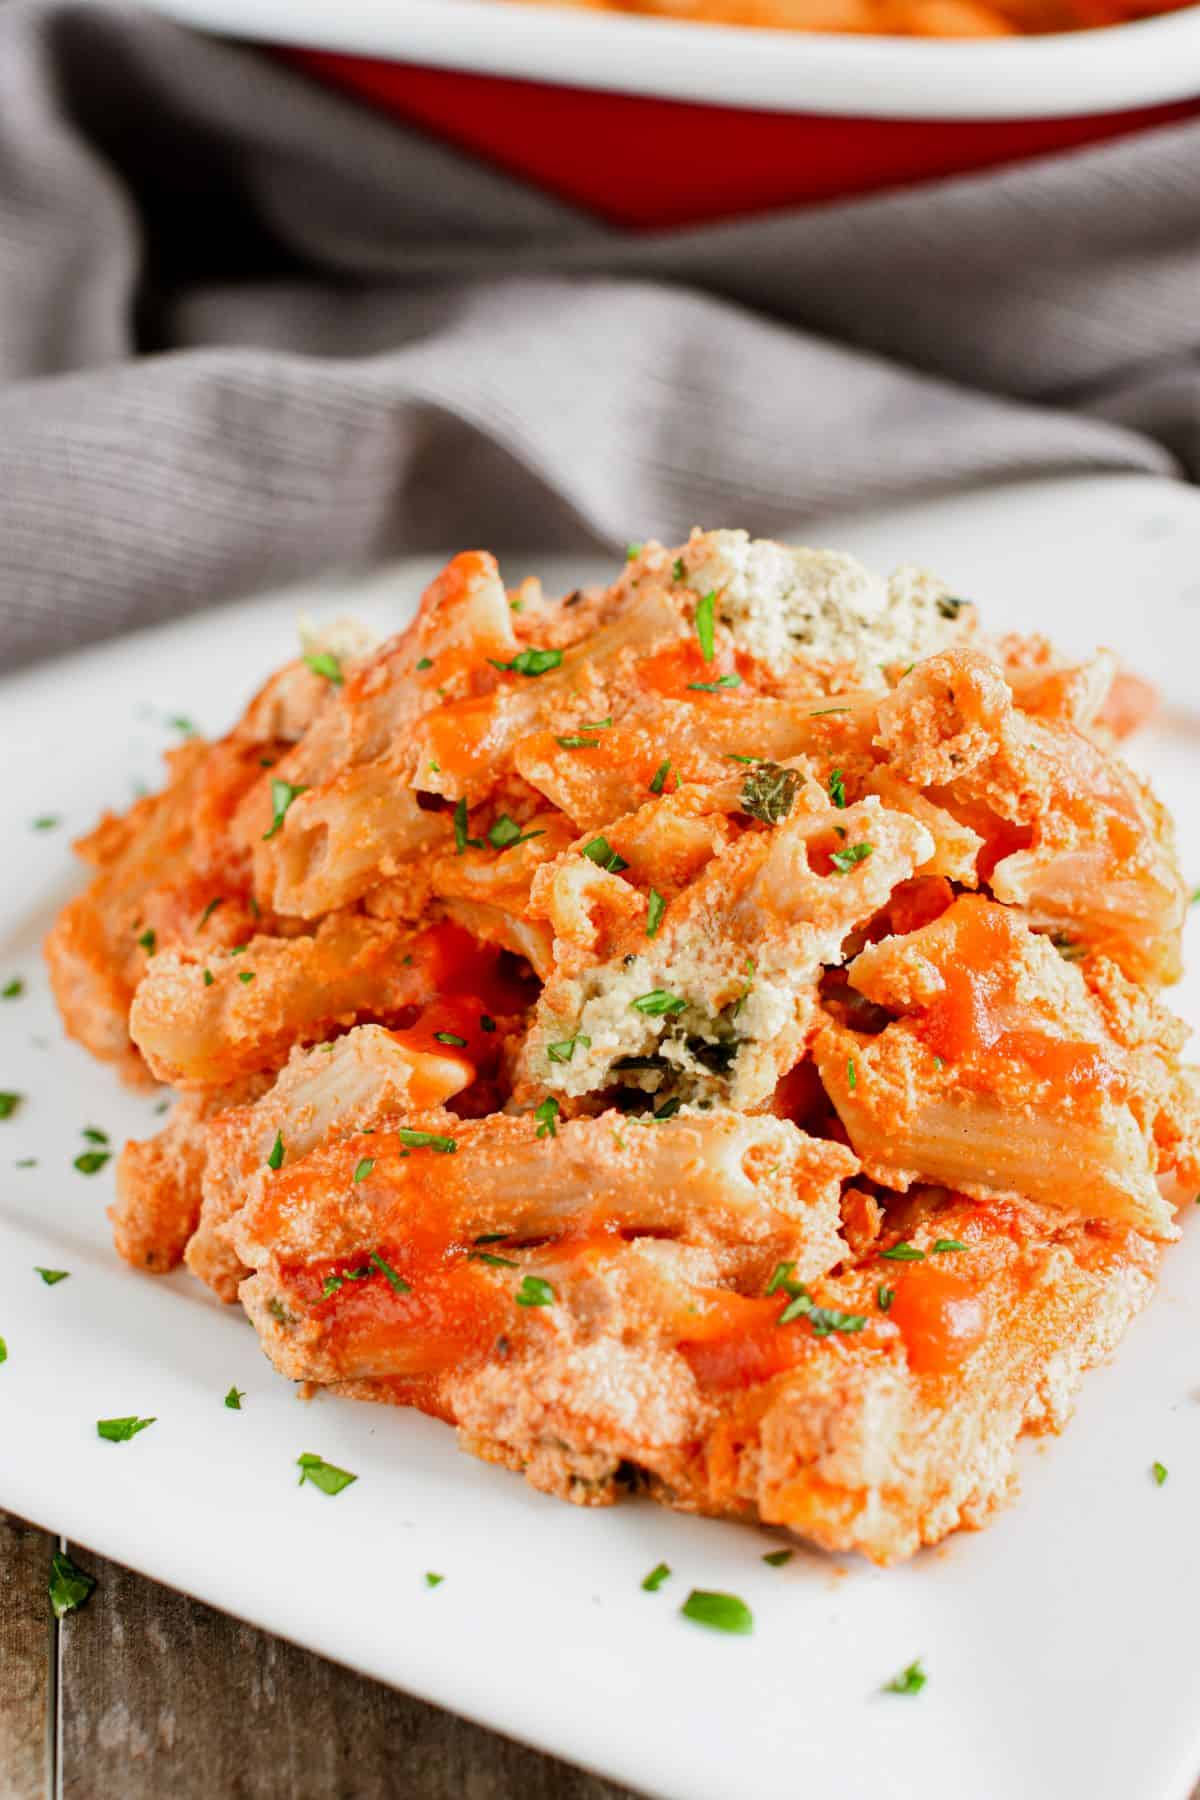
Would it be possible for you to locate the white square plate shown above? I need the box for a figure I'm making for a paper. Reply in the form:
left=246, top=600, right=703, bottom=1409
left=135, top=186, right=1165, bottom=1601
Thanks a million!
left=2, top=472, right=1199, bottom=1800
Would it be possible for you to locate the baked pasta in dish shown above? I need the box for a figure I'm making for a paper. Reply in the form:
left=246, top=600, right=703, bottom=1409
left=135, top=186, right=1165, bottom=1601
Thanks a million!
left=46, top=530, right=1199, bottom=1564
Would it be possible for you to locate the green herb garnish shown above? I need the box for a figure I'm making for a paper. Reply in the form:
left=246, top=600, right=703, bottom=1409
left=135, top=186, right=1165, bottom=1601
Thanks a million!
left=1152, top=1461, right=1168, bottom=1486
left=880, top=1242, right=924, bottom=1262
left=680, top=1590, right=753, bottom=1636
left=353, top=1157, right=375, bottom=1183
left=762, top=1549, right=793, bottom=1567
left=883, top=1659, right=926, bottom=1696
left=35, top=1268, right=69, bottom=1286
left=32, top=815, right=61, bottom=831
left=225, top=1386, right=244, bottom=1409
left=454, top=796, right=483, bottom=854
left=470, top=1250, right=519, bottom=1268
left=297, top=1452, right=357, bottom=1496
left=877, top=1285, right=894, bottom=1312
left=425, top=1572, right=445, bottom=1588
left=534, top=1098, right=559, bottom=1139
left=2, top=978, right=23, bottom=999
left=137, top=928, right=156, bottom=955
left=74, top=1150, right=110, bottom=1175
left=631, top=990, right=687, bottom=1016
left=97, top=1415, right=155, bottom=1443
left=0, top=1092, right=22, bottom=1119
left=830, top=842, right=872, bottom=873
left=649, top=759, right=672, bottom=796
left=932, top=1238, right=967, bottom=1254
left=672, top=558, right=685, bottom=581
left=304, top=650, right=343, bottom=684
left=487, top=814, right=544, bottom=852
left=828, top=768, right=846, bottom=808
left=370, top=1252, right=411, bottom=1293
left=646, top=888, right=667, bottom=939
left=198, top=896, right=224, bottom=927
left=847, top=1058, right=857, bottom=1092
left=515, top=1275, right=555, bottom=1307
left=267, top=1132, right=285, bottom=1171
left=397, top=1128, right=458, bottom=1154
left=740, top=761, right=800, bottom=826
left=687, top=674, right=741, bottom=693
left=489, top=648, right=563, bottom=677
left=49, top=1550, right=97, bottom=1620
left=694, top=589, right=716, bottom=663
left=262, top=778, right=308, bottom=841
left=416, top=656, right=434, bottom=671
left=237, top=970, right=255, bottom=984
left=582, top=835, right=629, bottom=874
left=642, top=1562, right=672, bottom=1592
left=203, top=969, right=214, bottom=986
left=556, top=735, right=600, bottom=750
left=547, top=1036, right=590, bottom=1064
left=434, top=1032, right=468, bottom=1048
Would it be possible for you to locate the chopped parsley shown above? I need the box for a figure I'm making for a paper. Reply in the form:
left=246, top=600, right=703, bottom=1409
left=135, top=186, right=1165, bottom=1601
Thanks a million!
left=534, top=1098, right=559, bottom=1139
left=225, top=1387, right=244, bottom=1410
left=556, top=734, right=600, bottom=750
left=74, top=1150, right=110, bottom=1175
left=880, top=1242, right=925, bottom=1262
left=434, top=1031, right=468, bottom=1047
left=672, top=558, right=685, bottom=581
left=631, top=989, right=687, bottom=1016
left=646, top=888, right=667, bottom=939
left=370, top=1252, right=411, bottom=1293
left=0, top=1093, right=21, bottom=1119
left=883, top=1659, right=926, bottom=1696
left=649, top=759, right=672, bottom=795
left=739, top=762, right=800, bottom=826
left=297, top=1452, right=357, bottom=1496
left=489, top=647, right=563, bottom=677
left=847, top=1058, right=857, bottom=1092
left=397, top=1128, right=458, bottom=1153
left=97, top=1415, right=155, bottom=1443
left=304, top=650, right=343, bottom=684
left=767, top=1261, right=866, bottom=1336
left=687, top=673, right=741, bottom=693
left=416, top=656, right=434, bottom=671
left=830, top=842, right=873, bottom=873
left=762, top=1549, right=793, bottom=1568
left=480, top=1015, right=496, bottom=1033
left=626, top=542, right=643, bottom=561
left=694, top=589, right=716, bottom=663
left=470, top=1250, right=519, bottom=1268
left=267, top=1132, right=285, bottom=1171
left=582, top=717, right=613, bottom=730
left=425, top=1572, right=445, bottom=1588
left=582, top=835, right=629, bottom=874
left=198, top=896, right=224, bottom=927
left=488, top=814, right=544, bottom=852
left=515, top=1274, right=555, bottom=1308
left=0, top=1337, right=6, bottom=1364
left=84, top=1126, right=109, bottom=1145
left=352, top=1157, right=375, bottom=1183
left=32, top=815, right=60, bottom=831
left=49, top=1551, right=97, bottom=1620
left=680, top=1590, right=753, bottom=1636
left=237, top=970, right=255, bottom=985
left=453, top=796, right=483, bottom=854
left=876, top=1285, right=894, bottom=1312
left=137, top=928, right=156, bottom=955
left=2, top=978, right=23, bottom=999
left=642, top=1562, right=672, bottom=1592
left=35, top=1268, right=69, bottom=1286
left=828, top=767, right=846, bottom=809
left=808, top=707, right=850, bottom=718
left=203, top=969, right=214, bottom=986
left=1152, top=1460, right=1168, bottom=1486
left=932, top=1238, right=967, bottom=1254
left=547, top=1035, right=590, bottom=1064
left=262, top=778, right=307, bottom=841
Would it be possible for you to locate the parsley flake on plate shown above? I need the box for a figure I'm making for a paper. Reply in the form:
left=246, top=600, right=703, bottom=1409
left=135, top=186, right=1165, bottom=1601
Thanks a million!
left=2, top=978, right=23, bottom=999
left=883, top=1659, right=927, bottom=1696
left=0, top=1092, right=22, bottom=1119
left=1152, top=1461, right=1168, bottom=1486
left=49, top=1550, right=97, bottom=1620
left=425, top=1572, right=445, bottom=1588
left=97, top=1415, right=155, bottom=1443
left=32, top=815, right=61, bottom=831
left=642, top=1562, right=671, bottom=1592
left=0, top=1337, right=6, bottom=1365
left=225, top=1386, right=244, bottom=1410
left=74, top=1150, right=110, bottom=1175
left=297, top=1452, right=357, bottom=1496
left=35, top=1268, right=69, bottom=1285
left=762, top=1549, right=793, bottom=1568
left=680, top=1590, right=753, bottom=1636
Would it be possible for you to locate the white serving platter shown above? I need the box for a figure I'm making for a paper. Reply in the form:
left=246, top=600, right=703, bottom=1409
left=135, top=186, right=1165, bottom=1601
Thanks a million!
left=122, top=0, right=1200, bottom=121
left=2, top=472, right=1199, bottom=1800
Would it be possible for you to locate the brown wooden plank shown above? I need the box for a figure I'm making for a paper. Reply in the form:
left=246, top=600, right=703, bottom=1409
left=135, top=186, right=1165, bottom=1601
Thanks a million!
left=0, top=1512, right=55, bottom=1800
left=60, top=1545, right=641, bottom=1800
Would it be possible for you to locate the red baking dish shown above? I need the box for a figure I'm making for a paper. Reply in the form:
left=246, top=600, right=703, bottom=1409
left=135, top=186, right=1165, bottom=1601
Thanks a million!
left=132, top=0, right=1200, bottom=228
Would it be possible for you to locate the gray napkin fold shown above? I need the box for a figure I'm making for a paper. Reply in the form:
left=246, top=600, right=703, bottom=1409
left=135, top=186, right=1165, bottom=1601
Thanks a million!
left=0, top=0, right=1195, bottom=665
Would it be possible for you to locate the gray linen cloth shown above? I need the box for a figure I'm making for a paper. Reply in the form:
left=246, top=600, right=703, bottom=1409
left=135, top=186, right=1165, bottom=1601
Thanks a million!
left=1, top=0, right=1198, bottom=664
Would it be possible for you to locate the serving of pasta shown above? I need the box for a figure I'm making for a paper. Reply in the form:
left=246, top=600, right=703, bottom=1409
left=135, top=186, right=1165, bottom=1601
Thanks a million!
left=507, top=0, right=1194, bottom=36
left=46, top=530, right=1199, bottom=1566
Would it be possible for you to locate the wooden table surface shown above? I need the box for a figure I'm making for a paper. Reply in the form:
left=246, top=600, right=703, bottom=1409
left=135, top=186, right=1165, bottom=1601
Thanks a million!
left=0, top=1511, right=638, bottom=1800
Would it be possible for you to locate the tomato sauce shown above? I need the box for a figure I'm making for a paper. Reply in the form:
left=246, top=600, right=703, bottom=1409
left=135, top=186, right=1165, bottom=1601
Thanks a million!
left=885, top=1265, right=988, bottom=1376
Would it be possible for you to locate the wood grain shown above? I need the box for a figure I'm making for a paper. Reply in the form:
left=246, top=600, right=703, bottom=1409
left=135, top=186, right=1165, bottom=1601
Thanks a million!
left=0, top=1512, right=54, bottom=1800
left=58, top=1540, right=641, bottom=1800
